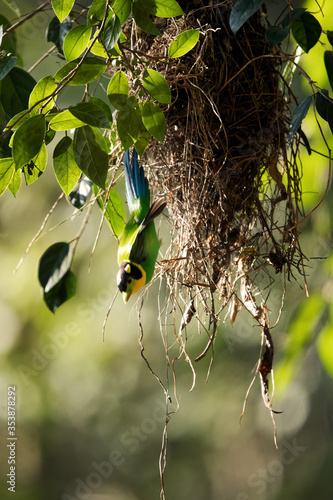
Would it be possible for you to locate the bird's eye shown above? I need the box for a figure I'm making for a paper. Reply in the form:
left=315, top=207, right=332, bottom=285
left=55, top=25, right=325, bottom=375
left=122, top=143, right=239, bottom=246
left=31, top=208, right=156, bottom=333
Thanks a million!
left=127, top=277, right=132, bottom=284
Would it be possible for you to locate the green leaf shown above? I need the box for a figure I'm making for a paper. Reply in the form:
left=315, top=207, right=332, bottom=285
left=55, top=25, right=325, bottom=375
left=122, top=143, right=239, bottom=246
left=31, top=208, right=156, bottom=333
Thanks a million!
left=53, top=136, right=81, bottom=195
left=168, top=29, right=199, bottom=58
left=291, top=12, right=322, bottom=53
left=112, top=0, right=131, bottom=24
left=0, top=67, right=36, bottom=119
left=327, top=30, right=333, bottom=47
left=28, top=75, right=58, bottom=114
left=107, top=70, right=129, bottom=109
left=73, top=125, right=109, bottom=188
left=68, top=175, right=93, bottom=208
left=94, top=185, right=126, bottom=239
left=326, top=103, right=333, bottom=134
left=265, top=26, right=289, bottom=47
left=0, top=157, right=15, bottom=195
left=89, top=97, right=113, bottom=122
left=8, top=167, right=21, bottom=197
left=0, top=102, right=5, bottom=132
left=135, top=124, right=151, bottom=156
left=5, top=110, right=32, bottom=130
left=87, top=0, right=107, bottom=26
left=317, top=303, right=333, bottom=378
left=63, top=24, right=92, bottom=61
left=287, top=96, right=312, bottom=145
left=69, top=102, right=111, bottom=128
left=229, top=0, right=264, bottom=35
left=12, top=115, right=46, bottom=168
left=324, top=51, right=333, bottom=92
left=52, top=0, right=75, bottom=23
left=101, top=15, right=121, bottom=51
left=142, top=69, right=171, bottom=104
left=54, top=57, right=107, bottom=86
left=142, top=100, right=165, bottom=142
left=281, top=8, right=306, bottom=28
left=49, top=110, right=86, bottom=130
left=132, top=0, right=161, bottom=36
left=23, top=143, right=47, bottom=185
left=315, top=89, right=330, bottom=120
left=117, top=96, right=142, bottom=150
left=150, top=0, right=184, bottom=17
left=38, top=241, right=75, bottom=293
left=43, top=270, right=76, bottom=313
left=46, top=16, right=72, bottom=55
left=0, top=55, right=17, bottom=81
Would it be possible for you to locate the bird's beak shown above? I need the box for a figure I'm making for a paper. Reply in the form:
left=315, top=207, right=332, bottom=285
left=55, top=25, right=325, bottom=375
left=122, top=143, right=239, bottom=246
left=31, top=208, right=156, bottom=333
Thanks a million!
left=122, top=290, right=132, bottom=303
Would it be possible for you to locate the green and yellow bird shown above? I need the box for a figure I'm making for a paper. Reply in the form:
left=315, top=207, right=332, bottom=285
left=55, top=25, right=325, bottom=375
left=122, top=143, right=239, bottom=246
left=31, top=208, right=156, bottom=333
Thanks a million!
left=117, top=148, right=167, bottom=303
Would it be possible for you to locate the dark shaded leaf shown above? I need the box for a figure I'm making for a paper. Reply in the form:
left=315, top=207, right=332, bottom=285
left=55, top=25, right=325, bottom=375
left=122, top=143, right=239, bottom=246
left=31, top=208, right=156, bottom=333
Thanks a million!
left=117, top=96, right=142, bottom=150
left=0, top=67, right=36, bottom=119
left=287, top=96, right=312, bottom=145
left=291, top=12, right=322, bottom=53
left=101, top=15, right=121, bottom=51
left=132, top=0, right=161, bottom=36
left=229, top=0, right=264, bottom=35
left=327, top=30, right=333, bottom=47
left=265, top=26, right=289, bottom=47
left=0, top=15, right=16, bottom=54
left=315, top=89, right=330, bottom=120
left=38, top=241, right=75, bottom=293
left=87, top=0, right=107, bottom=26
left=69, top=101, right=111, bottom=128
left=94, top=184, right=126, bottom=239
left=46, top=16, right=72, bottom=55
left=112, top=0, right=131, bottom=24
left=43, top=270, right=76, bottom=313
left=0, top=55, right=17, bottom=81
left=89, top=97, right=113, bottom=122
left=73, top=125, right=109, bottom=188
left=281, top=7, right=306, bottom=28
left=324, top=51, right=333, bottom=92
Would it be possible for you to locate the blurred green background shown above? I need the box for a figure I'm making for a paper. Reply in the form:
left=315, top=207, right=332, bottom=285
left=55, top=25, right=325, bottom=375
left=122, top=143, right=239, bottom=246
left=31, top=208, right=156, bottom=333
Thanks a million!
left=1, top=1, right=333, bottom=499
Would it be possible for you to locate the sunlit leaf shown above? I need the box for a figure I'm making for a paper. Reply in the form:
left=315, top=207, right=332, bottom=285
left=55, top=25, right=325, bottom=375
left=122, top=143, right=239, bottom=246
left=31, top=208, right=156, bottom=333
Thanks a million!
left=87, top=0, right=107, bottom=26
left=0, top=157, right=15, bottom=195
left=53, top=136, right=81, bottom=195
left=150, top=0, right=184, bottom=17
left=229, top=0, right=264, bottom=35
left=168, top=29, right=199, bottom=58
left=54, top=57, right=107, bottom=86
left=12, top=114, right=46, bottom=168
left=94, top=184, right=126, bottom=239
left=63, top=24, right=92, bottom=61
left=142, top=69, right=171, bottom=104
left=291, top=12, right=321, bottom=53
left=23, top=143, right=47, bottom=185
left=315, top=89, right=330, bottom=120
left=49, top=110, right=86, bottom=131
left=112, top=0, right=131, bottom=24
left=142, top=100, right=165, bottom=142
left=107, top=70, right=129, bottom=109
left=8, top=167, right=21, bottom=197
left=73, top=125, right=109, bottom=188
left=28, top=75, right=58, bottom=114
left=52, top=0, right=75, bottom=23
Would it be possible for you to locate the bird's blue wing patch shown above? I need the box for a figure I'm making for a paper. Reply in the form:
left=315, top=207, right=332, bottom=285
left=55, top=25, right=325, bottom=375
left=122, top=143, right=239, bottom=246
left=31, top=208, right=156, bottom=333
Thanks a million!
left=123, top=148, right=150, bottom=215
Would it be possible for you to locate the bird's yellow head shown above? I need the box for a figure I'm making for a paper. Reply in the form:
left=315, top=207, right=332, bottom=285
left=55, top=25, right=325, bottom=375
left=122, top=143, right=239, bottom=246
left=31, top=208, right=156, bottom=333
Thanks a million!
left=117, top=261, right=146, bottom=303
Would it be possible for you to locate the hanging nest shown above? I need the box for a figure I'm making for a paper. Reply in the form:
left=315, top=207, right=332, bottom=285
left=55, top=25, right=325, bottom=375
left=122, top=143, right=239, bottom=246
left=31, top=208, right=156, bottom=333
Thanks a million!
left=111, top=0, right=310, bottom=399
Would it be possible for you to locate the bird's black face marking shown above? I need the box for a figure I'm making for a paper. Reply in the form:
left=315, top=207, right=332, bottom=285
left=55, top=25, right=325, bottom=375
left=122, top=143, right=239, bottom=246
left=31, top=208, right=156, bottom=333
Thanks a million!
left=117, top=262, right=143, bottom=293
